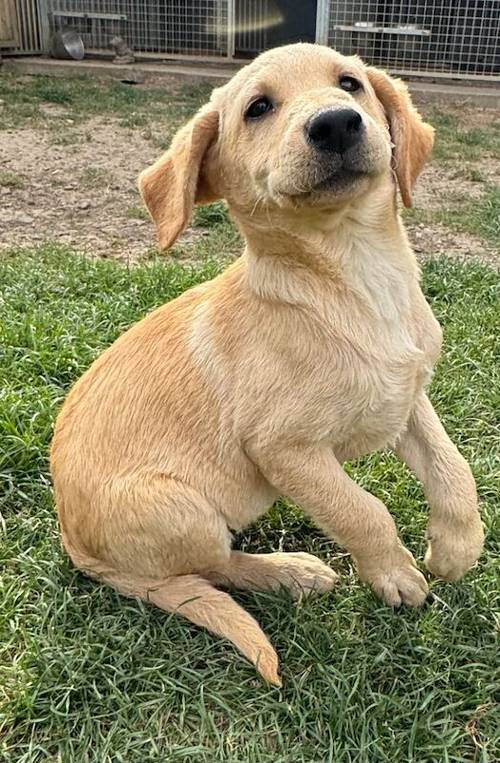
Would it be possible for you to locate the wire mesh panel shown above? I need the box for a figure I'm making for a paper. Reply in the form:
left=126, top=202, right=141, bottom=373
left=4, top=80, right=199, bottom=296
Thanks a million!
left=45, top=0, right=231, bottom=58
left=327, top=0, right=499, bottom=79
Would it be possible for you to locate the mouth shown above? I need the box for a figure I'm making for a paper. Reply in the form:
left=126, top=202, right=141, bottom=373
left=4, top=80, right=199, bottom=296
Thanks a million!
left=311, top=166, right=366, bottom=192
left=270, top=150, right=378, bottom=203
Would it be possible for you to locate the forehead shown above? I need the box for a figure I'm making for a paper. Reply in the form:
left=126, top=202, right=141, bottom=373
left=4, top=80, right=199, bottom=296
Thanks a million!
left=223, top=44, right=365, bottom=101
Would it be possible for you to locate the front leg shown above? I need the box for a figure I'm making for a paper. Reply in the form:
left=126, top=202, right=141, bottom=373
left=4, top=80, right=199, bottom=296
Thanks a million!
left=394, top=394, right=484, bottom=580
left=246, top=440, right=428, bottom=607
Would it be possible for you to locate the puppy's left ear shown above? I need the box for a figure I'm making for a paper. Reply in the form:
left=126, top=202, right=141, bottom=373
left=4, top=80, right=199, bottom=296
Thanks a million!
left=138, top=106, right=220, bottom=251
left=366, top=67, right=434, bottom=207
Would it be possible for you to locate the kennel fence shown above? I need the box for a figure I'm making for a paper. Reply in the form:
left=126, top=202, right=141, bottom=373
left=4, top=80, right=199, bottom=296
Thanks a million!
left=6, top=1, right=500, bottom=81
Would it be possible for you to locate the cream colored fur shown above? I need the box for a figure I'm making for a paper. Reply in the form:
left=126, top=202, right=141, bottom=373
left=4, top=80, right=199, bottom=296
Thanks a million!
left=51, top=44, right=484, bottom=686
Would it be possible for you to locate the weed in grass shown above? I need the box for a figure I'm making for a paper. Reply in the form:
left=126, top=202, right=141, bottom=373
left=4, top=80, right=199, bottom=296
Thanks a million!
left=79, top=167, right=115, bottom=189
left=140, top=126, right=154, bottom=142
left=126, top=204, right=149, bottom=221
left=193, top=201, right=230, bottom=228
left=151, top=125, right=184, bottom=151
left=173, top=213, right=241, bottom=262
left=48, top=129, right=80, bottom=147
left=0, top=100, right=42, bottom=129
left=32, top=80, right=75, bottom=105
left=118, top=112, right=149, bottom=129
left=466, top=168, right=486, bottom=183
left=0, top=245, right=498, bottom=762
left=0, top=170, right=25, bottom=189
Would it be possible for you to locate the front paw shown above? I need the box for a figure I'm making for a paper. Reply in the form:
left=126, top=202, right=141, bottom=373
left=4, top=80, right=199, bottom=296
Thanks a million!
left=357, top=546, right=429, bottom=607
left=425, top=515, right=484, bottom=581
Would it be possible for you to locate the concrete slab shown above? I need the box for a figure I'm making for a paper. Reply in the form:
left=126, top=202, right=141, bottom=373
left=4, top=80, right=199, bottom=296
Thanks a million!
left=2, top=56, right=237, bottom=83
left=3, top=56, right=500, bottom=108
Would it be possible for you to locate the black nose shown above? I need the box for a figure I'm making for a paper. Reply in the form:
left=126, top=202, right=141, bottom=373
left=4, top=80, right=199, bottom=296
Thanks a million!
left=307, top=108, right=364, bottom=154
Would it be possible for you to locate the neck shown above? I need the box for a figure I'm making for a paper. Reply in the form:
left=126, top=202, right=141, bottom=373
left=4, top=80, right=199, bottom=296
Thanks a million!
left=229, top=176, right=418, bottom=306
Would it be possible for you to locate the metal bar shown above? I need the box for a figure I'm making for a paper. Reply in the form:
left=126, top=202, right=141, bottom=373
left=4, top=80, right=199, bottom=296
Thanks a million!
left=316, top=0, right=330, bottom=45
left=84, top=48, right=246, bottom=65
left=38, top=0, right=50, bottom=53
left=227, top=0, right=235, bottom=58
left=332, top=25, right=431, bottom=38
left=19, top=0, right=28, bottom=48
left=388, top=69, right=500, bottom=84
left=51, top=11, right=128, bottom=21
left=26, top=0, right=37, bottom=50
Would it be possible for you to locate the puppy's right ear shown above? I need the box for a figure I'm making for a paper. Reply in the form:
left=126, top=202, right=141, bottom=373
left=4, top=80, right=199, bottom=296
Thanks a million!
left=138, top=107, right=219, bottom=251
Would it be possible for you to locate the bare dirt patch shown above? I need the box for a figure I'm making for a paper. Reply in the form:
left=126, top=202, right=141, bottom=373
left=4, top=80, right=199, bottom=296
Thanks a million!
left=1, top=119, right=157, bottom=261
left=407, top=219, right=494, bottom=264
left=407, top=163, right=499, bottom=266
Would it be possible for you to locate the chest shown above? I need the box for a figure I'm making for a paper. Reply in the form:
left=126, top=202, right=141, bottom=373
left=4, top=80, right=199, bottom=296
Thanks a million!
left=330, top=331, right=431, bottom=459
left=316, top=269, right=442, bottom=456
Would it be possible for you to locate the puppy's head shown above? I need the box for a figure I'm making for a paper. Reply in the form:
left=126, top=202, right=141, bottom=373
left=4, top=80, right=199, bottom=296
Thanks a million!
left=140, top=43, right=434, bottom=249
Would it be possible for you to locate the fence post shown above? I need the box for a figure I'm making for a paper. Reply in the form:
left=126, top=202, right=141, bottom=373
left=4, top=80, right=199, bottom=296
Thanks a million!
left=37, top=0, right=51, bottom=53
left=315, top=0, right=330, bottom=46
left=226, top=0, right=235, bottom=59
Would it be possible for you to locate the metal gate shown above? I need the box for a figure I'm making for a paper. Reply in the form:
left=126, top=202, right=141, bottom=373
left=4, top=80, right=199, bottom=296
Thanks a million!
left=320, top=0, right=499, bottom=81
left=43, top=0, right=233, bottom=59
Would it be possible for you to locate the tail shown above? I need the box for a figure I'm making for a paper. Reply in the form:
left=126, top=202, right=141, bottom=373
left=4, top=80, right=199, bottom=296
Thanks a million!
left=61, top=533, right=281, bottom=686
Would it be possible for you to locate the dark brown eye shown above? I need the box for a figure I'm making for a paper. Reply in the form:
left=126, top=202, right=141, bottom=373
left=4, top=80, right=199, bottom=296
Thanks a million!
left=245, top=96, right=274, bottom=120
left=339, top=75, right=362, bottom=94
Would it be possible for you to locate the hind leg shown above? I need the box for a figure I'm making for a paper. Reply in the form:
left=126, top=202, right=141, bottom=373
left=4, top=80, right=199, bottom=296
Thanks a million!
left=92, top=474, right=338, bottom=600
left=205, top=551, right=339, bottom=598
left=89, top=473, right=233, bottom=578
left=63, top=474, right=284, bottom=684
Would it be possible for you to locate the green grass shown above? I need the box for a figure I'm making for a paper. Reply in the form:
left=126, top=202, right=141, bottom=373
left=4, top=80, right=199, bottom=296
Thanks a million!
left=438, top=186, right=500, bottom=246
left=193, top=200, right=231, bottom=228
left=126, top=203, right=149, bottom=221
left=79, top=167, right=115, bottom=189
left=0, top=245, right=498, bottom=762
left=0, top=73, right=213, bottom=131
left=428, top=110, right=500, bottom=164
left=0, top=170, right=25, bottom=189
left=405, top=185, right=500, bottom=248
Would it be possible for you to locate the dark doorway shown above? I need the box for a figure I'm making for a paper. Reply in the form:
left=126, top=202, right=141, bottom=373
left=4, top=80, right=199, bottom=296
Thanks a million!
left=234, top=0, right=317, bottom=59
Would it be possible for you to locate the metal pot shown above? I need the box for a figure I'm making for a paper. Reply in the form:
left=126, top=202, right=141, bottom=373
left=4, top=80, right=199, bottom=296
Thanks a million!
left=51, top=29, right=85, bottom=60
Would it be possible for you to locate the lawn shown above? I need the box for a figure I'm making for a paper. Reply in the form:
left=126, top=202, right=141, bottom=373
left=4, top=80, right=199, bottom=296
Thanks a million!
left=1, top=66, right=499, bottom=762
left=1, top=244, right=499, bottom=763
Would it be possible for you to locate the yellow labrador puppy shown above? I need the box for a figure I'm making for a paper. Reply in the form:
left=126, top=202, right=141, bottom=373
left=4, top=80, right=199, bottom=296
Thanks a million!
left=51, top=44, right=484, bottom=685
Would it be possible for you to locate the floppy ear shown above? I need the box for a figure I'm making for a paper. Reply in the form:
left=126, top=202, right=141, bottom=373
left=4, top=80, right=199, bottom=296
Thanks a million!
left=366, top=68, right=434, bottom=207
left=138, top=107, right=219, bottom=250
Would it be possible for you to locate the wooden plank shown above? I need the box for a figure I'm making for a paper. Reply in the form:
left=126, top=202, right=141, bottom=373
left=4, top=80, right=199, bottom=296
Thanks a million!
left=0, top=0, right=20, bottom=47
